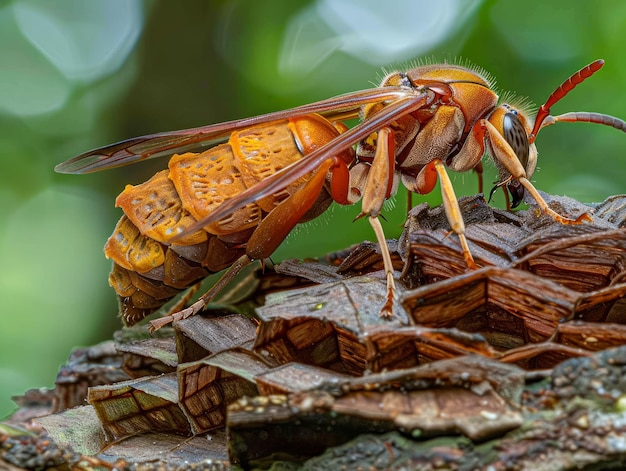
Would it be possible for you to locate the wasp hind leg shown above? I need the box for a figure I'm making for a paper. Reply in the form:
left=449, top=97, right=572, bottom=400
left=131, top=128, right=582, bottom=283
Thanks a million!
left=149, top=254, right=253, bottom=332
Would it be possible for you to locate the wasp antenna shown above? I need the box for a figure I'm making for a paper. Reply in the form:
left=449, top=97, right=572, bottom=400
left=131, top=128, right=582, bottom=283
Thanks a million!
left=548, top=111, right=626, bottom=133
left=530, top=60, right=605, bottom=142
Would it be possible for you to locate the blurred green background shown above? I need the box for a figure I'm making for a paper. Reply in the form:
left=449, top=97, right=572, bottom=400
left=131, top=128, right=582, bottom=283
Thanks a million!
left=1, top=0, right=625, bottom=418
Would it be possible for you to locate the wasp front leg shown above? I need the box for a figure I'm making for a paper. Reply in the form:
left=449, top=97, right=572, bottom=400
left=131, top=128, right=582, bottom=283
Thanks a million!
left=480, top=120, right=592, bottom=224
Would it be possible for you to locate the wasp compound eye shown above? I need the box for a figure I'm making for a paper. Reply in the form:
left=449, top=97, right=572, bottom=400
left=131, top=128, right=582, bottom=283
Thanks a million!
left=503, top=111, right=530, bottom=172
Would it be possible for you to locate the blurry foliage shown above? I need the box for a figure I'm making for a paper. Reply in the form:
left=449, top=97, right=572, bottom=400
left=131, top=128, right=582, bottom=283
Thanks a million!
left=1, top=0, right=625, bottom=418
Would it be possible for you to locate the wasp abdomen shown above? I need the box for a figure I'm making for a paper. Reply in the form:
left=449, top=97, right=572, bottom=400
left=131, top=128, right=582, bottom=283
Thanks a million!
left=105, top=117, right=345, bottom=325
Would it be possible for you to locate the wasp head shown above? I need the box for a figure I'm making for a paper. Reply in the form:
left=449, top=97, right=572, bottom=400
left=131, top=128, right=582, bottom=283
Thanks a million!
left=489, top=101, right=537, bottom=208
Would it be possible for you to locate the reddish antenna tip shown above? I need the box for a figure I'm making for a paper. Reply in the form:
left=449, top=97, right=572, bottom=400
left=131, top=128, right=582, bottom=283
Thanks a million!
left=530, top=60, right=609, bottom=142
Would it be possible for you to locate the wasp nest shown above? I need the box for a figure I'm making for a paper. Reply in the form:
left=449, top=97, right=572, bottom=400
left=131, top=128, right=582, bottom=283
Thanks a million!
left=5, top=193, right=626, bottom=470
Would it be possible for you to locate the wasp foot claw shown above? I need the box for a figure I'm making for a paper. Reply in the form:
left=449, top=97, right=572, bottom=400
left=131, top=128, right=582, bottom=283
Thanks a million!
left=576, top=212, right=593, bottom=223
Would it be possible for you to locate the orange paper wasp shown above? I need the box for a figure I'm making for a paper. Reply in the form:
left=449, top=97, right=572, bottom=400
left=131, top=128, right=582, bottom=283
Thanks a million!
left=56, top=59, right=626, bottom=330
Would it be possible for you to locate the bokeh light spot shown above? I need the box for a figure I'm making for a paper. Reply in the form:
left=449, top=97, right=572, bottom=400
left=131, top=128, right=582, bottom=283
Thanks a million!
left=12, top=0, right=144, bottom=82
left=279, top=0, right=483, bottom=75
left=0, top=9, right=69, bottom=116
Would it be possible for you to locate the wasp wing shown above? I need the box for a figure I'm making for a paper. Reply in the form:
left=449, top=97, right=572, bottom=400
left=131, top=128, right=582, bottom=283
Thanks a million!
left=55, top=87, right=411, bottom=174
left=174, top=90, right=432, bottom=240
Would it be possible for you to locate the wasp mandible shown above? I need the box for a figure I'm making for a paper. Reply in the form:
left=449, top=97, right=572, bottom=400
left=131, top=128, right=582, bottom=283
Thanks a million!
left=56, top=59, right=626, bottom=330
